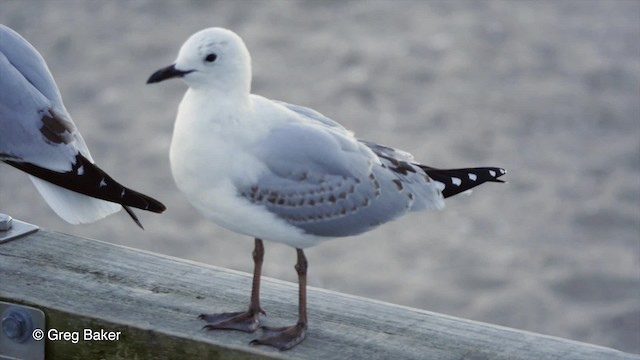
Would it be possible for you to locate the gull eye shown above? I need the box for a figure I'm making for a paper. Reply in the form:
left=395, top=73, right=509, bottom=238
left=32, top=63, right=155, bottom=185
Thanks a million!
left=204, top=53, right=217, bottom=63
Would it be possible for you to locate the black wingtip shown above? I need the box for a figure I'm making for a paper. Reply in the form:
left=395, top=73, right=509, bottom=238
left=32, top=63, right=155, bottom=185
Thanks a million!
left=422, top=166, right=507, bottom=198
left=122, top=187, right=167, bottom=214
left=5, top=155, right=166, bottom=227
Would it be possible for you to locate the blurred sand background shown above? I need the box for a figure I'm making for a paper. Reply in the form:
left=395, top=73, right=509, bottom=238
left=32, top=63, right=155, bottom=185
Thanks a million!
left=1, top=0, right=638, bottom=354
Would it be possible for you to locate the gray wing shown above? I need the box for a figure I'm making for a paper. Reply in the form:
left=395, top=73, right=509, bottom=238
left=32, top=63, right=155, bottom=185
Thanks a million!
left=237, top=119, right=444, bottom=238
left=0, top=24, right=90, bottom=170
left=275, top=100, right=437, bottom=194
left=274, top=100, right=353, bottom=135
left=0, top=25, right=165, bottom=222
left=278, top=101, right=445, bottom=211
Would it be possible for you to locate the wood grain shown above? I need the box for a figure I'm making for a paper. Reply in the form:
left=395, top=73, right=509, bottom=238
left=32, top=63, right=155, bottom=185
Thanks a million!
left=0, top=229, right=636, bottom=360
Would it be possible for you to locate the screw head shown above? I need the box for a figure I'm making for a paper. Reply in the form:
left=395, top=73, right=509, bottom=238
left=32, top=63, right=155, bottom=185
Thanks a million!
left=0, top=213, right=13, bottom=231
left=2, top=308, right=33, bottom=343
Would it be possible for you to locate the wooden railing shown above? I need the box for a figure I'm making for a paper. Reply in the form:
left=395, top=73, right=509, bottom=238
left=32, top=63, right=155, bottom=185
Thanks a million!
left=1, top=227, right=638, bottom=360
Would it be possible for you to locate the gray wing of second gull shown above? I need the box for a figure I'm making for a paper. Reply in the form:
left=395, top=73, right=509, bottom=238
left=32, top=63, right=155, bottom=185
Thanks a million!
left=236, top=102, right=444, bottom=238
left=0, top=25, right=166, bottom=223
left=0, top=24, right=90, bottom=171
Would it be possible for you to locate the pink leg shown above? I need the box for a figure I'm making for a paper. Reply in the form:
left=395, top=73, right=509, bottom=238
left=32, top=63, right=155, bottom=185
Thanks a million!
left=250, top=248, right=308, bottom=350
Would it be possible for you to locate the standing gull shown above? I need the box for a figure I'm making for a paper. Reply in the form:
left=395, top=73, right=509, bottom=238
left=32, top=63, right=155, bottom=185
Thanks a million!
left=0, top=25, right=165, bottom=227
left=148, top=27, right=506, bottom=350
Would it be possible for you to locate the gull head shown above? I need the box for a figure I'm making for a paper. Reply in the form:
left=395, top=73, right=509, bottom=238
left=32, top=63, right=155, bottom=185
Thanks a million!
left=147, top=27, right=251, bottom=93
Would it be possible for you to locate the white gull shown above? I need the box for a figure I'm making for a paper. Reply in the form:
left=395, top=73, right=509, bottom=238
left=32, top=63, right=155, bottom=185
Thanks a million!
left=147, top=27, right=505, bottom=350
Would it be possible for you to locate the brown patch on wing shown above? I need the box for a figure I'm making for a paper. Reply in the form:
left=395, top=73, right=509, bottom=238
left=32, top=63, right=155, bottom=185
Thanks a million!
left=40, top=111, right=75, bottom=144
left=392, top=179, right=404, bottom=190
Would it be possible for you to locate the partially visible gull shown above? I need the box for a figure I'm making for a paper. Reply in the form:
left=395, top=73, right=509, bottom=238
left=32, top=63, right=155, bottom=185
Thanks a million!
left=148, top=27, right=505, bottom=350
left=0, top=25, right=165, bottom=228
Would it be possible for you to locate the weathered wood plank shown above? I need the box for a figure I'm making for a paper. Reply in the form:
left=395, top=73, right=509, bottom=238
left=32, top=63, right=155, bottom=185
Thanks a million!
left=0, top=229, right=637, bottom=360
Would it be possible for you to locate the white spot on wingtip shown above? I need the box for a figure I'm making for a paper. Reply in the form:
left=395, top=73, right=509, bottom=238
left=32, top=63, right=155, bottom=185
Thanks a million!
left=489, top=170, right=496, bottom=177
left=121, top=189, right=125, bottom=198
left=434, top=181, right=445, bottom=191
left=468, top=173, right=477, bottom=181
left=99, top=179, right=107, bottom=188
left=452, top=177, right=461, bottom=186
left=77, top=165, right=84, bottom=175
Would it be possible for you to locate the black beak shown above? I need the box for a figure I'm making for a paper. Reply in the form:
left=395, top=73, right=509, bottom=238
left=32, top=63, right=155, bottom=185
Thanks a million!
left=147, top=64, right=193, bottom=84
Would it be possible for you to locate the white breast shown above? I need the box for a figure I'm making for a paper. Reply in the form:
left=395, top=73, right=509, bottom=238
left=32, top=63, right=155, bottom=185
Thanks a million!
left=169, top=90, right=327, bottom=248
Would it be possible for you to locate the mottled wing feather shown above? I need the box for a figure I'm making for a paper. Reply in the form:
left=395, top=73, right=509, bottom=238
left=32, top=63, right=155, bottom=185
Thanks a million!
left=360, top=140, right=445, bottom=211
left=238, top=120, right=442, bottom=237
left=239, top=99, right=503, bottom=238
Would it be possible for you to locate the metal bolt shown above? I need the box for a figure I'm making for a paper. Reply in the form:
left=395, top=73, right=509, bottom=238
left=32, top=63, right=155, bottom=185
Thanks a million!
left=0, top=213, right=13, bottom=231
left=2, top=308, right=33, bottom=343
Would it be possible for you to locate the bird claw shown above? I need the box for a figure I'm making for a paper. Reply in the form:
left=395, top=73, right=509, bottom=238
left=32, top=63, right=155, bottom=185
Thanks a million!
left=199, top=307, right=265, bottom=333
left=249, top=322, right=307, bottom=351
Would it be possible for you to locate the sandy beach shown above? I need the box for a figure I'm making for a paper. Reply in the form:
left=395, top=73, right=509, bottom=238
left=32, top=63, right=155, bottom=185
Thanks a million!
left=1, top=0, right=638, bottom=354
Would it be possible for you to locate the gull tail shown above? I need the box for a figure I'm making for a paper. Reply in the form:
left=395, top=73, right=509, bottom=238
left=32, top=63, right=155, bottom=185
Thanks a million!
left=29, top=176, right=122, bottom=225
left=420, top=166, right=506, bottom=198
left=5, top=155, right=165, bottom=228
